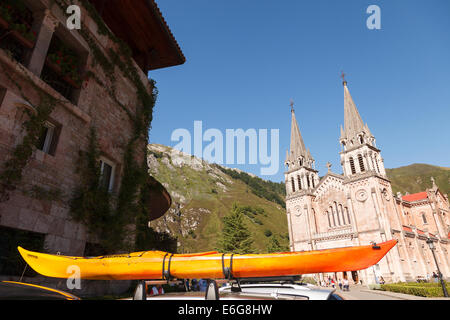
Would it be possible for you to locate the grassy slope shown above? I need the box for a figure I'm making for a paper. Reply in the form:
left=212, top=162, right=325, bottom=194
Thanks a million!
left=386, top=163, right=450, bottom=196
left=148, top=146, right=288, bottom=253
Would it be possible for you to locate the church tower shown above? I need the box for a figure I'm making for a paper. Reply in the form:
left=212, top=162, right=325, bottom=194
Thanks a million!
left=339, top=78, right=386, bottom=178
left=285, top=101, right=320, bottom=251
left=337, top=77, right=405, bottom=283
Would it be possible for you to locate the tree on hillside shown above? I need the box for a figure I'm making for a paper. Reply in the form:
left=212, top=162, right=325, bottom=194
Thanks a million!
left=267, top=234, right=289, bottom=253
left=216, top=203, right=254, bottom=254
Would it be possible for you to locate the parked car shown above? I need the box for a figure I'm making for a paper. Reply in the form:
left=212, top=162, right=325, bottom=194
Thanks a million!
left=0, top=281, right=80, bottom=300
left=219, top=282, right=342, bottom=300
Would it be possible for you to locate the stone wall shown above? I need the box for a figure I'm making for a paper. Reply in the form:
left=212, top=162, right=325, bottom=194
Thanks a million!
left=0, top=0, right=150, bottom=290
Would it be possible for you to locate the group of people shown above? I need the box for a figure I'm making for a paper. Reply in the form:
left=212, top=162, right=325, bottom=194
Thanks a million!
left=320, top=276, right=350, bottom=291
left=184, top=279, right=208, bottom=292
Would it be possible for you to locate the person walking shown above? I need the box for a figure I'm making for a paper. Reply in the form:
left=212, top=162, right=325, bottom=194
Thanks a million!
left=338, top=279, right=343, bottom=290
left=343, top=278, right=349, bottom=291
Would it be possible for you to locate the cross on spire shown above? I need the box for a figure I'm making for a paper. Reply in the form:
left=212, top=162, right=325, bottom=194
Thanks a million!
left=341, top=71, right=347, bottom=85
left=326, top=161, right=332, bottom=172
left=290, top=99, right=294, bottom=113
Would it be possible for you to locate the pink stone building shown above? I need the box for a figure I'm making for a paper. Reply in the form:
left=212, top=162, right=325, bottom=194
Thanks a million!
left=285, top=79, right=449, bottom=284
left=0, top=0, right=182, bottom=290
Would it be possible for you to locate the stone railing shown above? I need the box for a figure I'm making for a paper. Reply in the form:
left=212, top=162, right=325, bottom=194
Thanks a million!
left=312, top=227, right=357, bottom=242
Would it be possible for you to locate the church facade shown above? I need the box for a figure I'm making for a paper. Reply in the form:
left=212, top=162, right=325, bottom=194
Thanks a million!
left=285, top=79, right=450, bottom=284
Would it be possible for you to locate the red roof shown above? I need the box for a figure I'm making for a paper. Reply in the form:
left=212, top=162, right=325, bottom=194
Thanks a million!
left=403, top=226, right=413, bottom=232
left=402, top=192, right=428, bottom=202
left=417, top=229, right=426, bottom=235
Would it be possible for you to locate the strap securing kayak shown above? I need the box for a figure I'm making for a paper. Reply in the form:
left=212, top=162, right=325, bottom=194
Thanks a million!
left=162, top=253, right=174, bottom=281
left=221, top=253, right=235, bottom=279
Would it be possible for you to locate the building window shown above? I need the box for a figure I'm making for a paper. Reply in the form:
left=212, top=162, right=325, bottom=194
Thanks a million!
left=345, top=207, right=351, bottom=224
left=349, top=157, right=356, bottom=174
left=36, top=121, right=59, bottom=155
left=339, top=204, right=345, bottom=224
left=291, top=177, right=295, bottom=193
left=307, top=175, right=310, bottom=188
left=375, top=157, right=380, bottom=173
left=330, top=206, right=336, bottom=227
left=358, top=154, right=365, bottom=172
left=0, top=1, right=36, bottom=65
left=297, top=175, right=302, bottom=190
left=422, top=213, right=427, bottom=224
left=99, top=158, right=115, bottom=192
left=334, top=202, right=341, bottom=225
left=311, top=175, right=315, bottom=188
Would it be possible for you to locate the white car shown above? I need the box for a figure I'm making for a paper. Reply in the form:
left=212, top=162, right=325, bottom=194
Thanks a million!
left=219, top=282, right=342, bottom=300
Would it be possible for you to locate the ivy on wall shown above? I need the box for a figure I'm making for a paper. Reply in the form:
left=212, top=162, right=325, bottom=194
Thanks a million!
left=0, top=61, right=60, bottom=202
left=52, top=0, right=160, bottom=253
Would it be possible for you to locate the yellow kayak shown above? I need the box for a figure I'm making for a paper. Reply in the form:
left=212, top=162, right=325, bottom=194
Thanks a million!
left=18, top=240, right=397, bottom=280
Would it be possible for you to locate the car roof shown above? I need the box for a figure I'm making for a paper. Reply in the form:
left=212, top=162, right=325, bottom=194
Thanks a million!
left=0, top=281, right=80, bottom=300
left=219, top=283, right=334, bottom=300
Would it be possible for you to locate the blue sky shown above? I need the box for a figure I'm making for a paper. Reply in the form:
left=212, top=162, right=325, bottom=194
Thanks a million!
left=148, top=0, right=450, bottom=183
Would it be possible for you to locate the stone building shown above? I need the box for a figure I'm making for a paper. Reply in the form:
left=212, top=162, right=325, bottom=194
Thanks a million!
left=285, top=79, right=449, bottom=284
left=0, top=0, right=182, bottom=289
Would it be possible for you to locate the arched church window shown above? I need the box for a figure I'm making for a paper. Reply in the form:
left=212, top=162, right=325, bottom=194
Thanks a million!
left=349, top=157, right=356, bottom=174
left=307, top=175, right=310, bottom=188
left=327, top=211, right=331, bottom=227
left=297, top=175, right=302, bottom=190
left=345, top=207, right=351, bottom=224
left=359, top=135, right=364, bottom=144
left=330, top=206, right=336, bottom=227
left=311, top=175, right=315, bottom=188
left=334, top=202, right=341, bottom=225
left=339, top=204, right=345, bottom=225
left=358, top=154, right=365, bottom=172
left=375, top=157, right=380, bottom=173
left=291, top=177, right=295, bottom=192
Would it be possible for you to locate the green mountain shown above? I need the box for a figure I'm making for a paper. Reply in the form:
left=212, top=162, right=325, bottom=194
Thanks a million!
left=147, top=144, right=289, bottom=253
left=386, top=163, right=450, bottom=196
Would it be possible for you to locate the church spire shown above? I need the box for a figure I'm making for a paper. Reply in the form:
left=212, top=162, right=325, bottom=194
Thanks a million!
left=286, top=100, right=313, bottom=169
left=340, top=77, right=374, bottom=147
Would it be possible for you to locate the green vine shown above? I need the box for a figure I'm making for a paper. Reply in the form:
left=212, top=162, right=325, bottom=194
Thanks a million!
left=52, top=0, right=160, bottom=252
left=0, top=62, right=58, bottom=202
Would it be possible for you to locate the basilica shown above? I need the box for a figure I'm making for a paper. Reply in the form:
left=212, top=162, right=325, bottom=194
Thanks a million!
left=285, top=79, right=450, bottom=284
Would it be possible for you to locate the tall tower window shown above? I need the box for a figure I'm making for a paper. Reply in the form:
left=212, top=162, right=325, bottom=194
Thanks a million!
left=297, top=175, right=302, bottom=190
left=307, top=175, right=310, bottom=188
left=291, top=177, right=296, bottom=192
left=359, top=136, right=364, bottom=144
left=349, top=157, right=356, bottom=174
left=422, top=213, right=427, bottom=224
left=375, top=157, right=380, bottom=173
left=311, top=175, right=315, bottom=188
left=358, top=154, right=365, bottom=172
left=327, top=211, right=331, bottom=227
